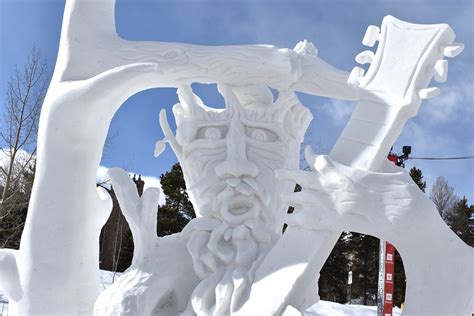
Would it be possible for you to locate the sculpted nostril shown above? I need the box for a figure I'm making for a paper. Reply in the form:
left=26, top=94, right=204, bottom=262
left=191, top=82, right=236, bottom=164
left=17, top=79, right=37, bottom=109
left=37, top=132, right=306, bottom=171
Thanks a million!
left=215, top=159, right=259, bottom=179
left=226, top=178, right=241, bottom=188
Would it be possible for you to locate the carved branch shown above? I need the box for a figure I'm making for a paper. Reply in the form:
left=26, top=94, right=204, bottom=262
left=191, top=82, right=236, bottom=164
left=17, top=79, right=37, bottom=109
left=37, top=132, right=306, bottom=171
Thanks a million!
left=54, top=0, right=357, bottom=100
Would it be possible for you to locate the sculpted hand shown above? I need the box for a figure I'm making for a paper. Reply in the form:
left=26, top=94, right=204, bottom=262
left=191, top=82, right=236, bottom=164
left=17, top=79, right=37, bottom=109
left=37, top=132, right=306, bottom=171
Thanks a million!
left=108, top=168, right=160, bottom=267
left=276, top=152, right=367, bottom=232
left=275, top=147, right=422, bottom=234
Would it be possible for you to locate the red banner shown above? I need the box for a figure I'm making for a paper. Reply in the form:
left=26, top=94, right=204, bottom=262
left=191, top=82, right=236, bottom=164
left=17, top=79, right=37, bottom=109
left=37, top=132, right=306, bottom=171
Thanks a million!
left=383, top=242, right=395, bottom=315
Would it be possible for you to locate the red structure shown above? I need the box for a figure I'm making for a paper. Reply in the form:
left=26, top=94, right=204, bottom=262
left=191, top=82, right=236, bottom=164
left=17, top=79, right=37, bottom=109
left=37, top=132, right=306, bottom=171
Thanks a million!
left=382, top=242, right=395, bottom=315
left=387, top=153, right=398, bottom=165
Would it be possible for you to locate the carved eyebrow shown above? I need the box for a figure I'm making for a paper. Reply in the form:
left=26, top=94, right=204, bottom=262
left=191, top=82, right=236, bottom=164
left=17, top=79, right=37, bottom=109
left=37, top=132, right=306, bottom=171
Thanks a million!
left=191, top=120, right=230, bottom=128
left=193, top=107, right=232, bottom=122
left=240, top=117, right=287, bottom=138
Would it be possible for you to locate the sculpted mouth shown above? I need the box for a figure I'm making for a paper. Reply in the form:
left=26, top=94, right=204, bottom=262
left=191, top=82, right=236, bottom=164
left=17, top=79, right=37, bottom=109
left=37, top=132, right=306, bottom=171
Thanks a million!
left=227, top=196, right=255, bottom=215
left=219, top=193, right=260, bottom=225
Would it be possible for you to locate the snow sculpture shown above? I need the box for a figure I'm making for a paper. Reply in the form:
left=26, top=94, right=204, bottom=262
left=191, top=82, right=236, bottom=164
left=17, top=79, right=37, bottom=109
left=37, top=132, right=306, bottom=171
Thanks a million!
left=0, top=1, right=352, bottom=314
left=96, top=84, right=312, bottom=315
left=165, top=85, right=311, bottom=315
left=0, top=0, right=471, bottom=315
left=238, top=17, right=473, bottom=316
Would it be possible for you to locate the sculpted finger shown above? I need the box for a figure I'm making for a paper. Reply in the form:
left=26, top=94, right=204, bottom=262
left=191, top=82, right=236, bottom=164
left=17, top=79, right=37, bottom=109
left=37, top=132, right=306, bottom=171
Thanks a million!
left=284, top=207, right=340, bottom=231
left=295, top=190, right=333, bottom=208
left=314, top=155, right=348, bottom=188
left=159, top=109, right=182, bottom=155
left=304, top=145, right=316, bottom=170
left=108, top=167, right=140, bottom=218
left=96, top=186, right=113, bottom=225
left=141, top=187, right=161, bottom=225
left=284, top=211, right=315, bottom=230
left=280, top=190, right=333, bottom=211
left=314, top=155, right=332, bottom=171
left=274, top=169, right=324, bottom=190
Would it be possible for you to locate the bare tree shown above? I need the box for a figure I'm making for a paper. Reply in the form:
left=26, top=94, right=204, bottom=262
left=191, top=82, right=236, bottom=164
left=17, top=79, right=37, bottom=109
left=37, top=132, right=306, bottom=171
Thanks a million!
left=0, top=49, right=48, bottom=242
left=430, top=176, right=458, bottom=219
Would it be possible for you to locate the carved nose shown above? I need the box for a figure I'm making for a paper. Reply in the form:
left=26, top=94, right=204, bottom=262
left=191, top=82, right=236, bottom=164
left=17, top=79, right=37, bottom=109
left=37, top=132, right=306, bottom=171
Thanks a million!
left=215, top=155, right=259, bottom=179
left=216, top=117, right=259, bottom=179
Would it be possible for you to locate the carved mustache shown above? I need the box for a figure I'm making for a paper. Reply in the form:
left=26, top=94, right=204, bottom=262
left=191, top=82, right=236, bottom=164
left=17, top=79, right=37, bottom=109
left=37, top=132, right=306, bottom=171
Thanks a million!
left=217, top=178, right=270, bottom=207
left=188, top=176, right=225, bottom=197
left=187, top=173, right=271, bottom=209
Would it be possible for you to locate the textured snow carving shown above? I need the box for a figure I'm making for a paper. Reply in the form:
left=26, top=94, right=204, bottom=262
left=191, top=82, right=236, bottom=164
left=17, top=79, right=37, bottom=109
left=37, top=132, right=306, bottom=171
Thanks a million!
left=0, top=1, right=471, bottom=315
left=277, top=156, right=473, bottom=315
left=107, top=168, right=160, bottom=267
left=252, top=16, right=473, bottom=316
left=97, top=84, right=313, bottom=315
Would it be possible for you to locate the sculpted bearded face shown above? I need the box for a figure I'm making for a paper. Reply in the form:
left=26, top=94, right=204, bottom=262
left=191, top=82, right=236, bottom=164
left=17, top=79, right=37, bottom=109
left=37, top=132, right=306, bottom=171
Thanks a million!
left=157, top=84, right=313, bottom=314
left=167, top=84, right=312, bottom=233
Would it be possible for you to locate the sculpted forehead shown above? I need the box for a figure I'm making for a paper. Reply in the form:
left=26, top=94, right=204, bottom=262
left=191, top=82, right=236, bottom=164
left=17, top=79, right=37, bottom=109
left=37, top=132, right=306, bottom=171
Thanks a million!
left=172, top=85, right=313, bottom=145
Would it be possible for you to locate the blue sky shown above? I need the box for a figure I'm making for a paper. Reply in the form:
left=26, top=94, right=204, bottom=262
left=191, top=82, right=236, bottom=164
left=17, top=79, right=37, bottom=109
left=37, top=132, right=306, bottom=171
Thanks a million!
left=1, top=0, right=473, bottom=201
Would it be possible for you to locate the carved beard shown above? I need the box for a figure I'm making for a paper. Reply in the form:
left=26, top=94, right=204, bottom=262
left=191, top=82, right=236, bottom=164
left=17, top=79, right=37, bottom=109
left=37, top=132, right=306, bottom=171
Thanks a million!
left=181, top=159, right=278, bottom=314
left=182, top=175, right=278, bottom=316
left=184, top=219, right=275, bottom=315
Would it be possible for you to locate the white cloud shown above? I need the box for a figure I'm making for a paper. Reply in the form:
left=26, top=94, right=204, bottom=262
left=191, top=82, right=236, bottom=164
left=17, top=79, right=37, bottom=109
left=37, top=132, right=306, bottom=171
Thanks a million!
left=420, top=80, right=472, bottom=124
left=317, top=99, right=356, bottom=124
left=395, top=100, right=474, bottom=203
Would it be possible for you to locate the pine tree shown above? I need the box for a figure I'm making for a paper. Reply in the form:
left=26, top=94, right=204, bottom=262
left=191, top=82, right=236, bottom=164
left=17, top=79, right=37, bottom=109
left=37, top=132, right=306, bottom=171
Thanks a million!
left=445, top=197, right=474, bottom=247
left=409, top=166, right=426, bottom=192
left=157, top=163, right=196, bottom=237
left=349, top=233, right=379, bottom=305
left=318, top=232, right=350, bottom=303
left=393, top=249, right=406, bottom=307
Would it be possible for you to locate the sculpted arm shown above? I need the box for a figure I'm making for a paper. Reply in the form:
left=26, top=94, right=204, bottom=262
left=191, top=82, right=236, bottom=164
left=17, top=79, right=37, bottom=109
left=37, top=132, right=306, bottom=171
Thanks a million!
left=277, top=154, right=474, bottom=315
left=239, top=16, right=467, bottom=315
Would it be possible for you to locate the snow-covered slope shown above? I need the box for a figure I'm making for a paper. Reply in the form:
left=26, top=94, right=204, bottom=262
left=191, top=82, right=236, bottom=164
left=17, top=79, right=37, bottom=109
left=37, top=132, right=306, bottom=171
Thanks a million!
left=0, top=270, right=402, bottom=316
left=305, top=300, right=401, bottom=316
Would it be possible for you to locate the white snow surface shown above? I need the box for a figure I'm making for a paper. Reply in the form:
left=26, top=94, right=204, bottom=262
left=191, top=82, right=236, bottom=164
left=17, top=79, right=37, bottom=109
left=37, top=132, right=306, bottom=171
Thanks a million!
left=0, top=149, right=35, bottom=184
left=305, top=301, right=401, bottom=316
left=96, top=165, right=165, bottom=205
left=0, top=270, right=402, bottom=316
left=2, top=3, right=471, bottom=314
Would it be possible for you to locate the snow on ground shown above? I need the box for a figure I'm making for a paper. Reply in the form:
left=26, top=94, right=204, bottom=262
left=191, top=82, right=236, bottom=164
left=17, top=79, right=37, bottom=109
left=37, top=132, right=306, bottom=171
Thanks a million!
left=0, top=271, right=121, bottom=315
left=305, top=300, right=401, bottom=316
left=0, top=270, right=402, bottom=315
left=0, top=291, right=8, bottom=316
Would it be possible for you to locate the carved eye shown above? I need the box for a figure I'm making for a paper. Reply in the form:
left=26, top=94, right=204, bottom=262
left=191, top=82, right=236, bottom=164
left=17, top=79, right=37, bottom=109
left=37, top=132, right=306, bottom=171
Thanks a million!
left=195, top=126, right=227, bottom=141
left=203, top=127, right=222, bottom=139
left=247, top=128, right=278, bottom=142
left=196, top=126, right=224, bottom=139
